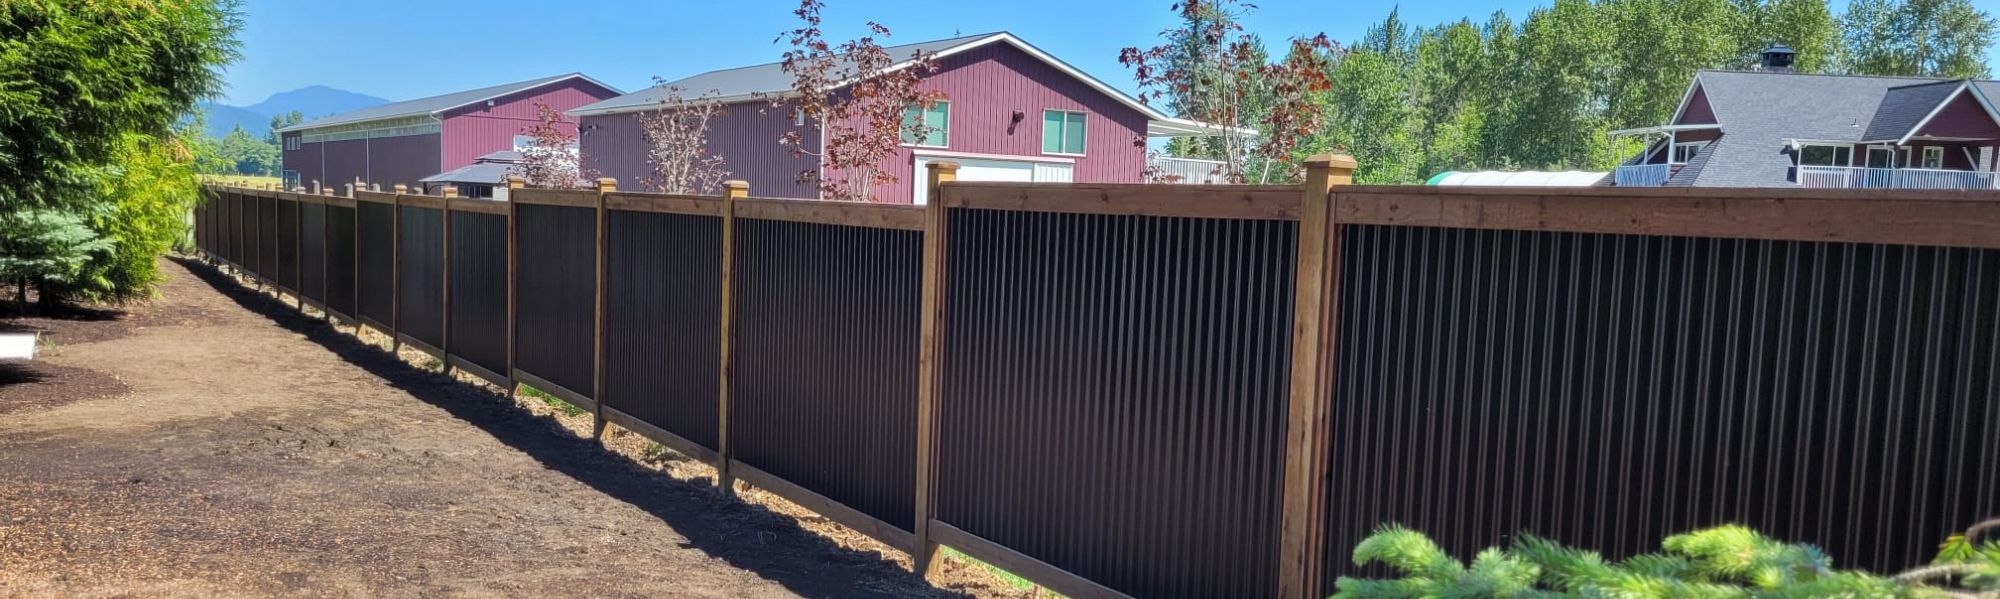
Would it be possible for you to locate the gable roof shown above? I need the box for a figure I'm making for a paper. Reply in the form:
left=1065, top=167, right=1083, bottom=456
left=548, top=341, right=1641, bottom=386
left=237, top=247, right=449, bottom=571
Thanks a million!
left=1637, top=70, right=2000, bottom=187
left=569, top=32, right=1233, bottom=137
left=281, top=73, right=621, bottom=133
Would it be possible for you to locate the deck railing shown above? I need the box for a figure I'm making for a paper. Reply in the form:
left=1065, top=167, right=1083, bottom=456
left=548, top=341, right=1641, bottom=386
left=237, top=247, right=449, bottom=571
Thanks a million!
left=1147, top=156, right=1232, bottom=184
left=1613, top=163, right=1671, bottom=186
left=1798, top=166, right=2000, bottom=190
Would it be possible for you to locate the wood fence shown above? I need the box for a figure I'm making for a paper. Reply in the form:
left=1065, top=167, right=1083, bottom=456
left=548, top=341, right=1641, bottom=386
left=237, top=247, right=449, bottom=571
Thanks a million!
left=193, top=163, right=2000, bottom=599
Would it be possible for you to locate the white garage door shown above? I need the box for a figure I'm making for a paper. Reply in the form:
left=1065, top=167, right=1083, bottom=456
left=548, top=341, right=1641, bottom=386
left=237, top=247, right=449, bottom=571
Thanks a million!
left=913, top=156, right=1073, bottom=205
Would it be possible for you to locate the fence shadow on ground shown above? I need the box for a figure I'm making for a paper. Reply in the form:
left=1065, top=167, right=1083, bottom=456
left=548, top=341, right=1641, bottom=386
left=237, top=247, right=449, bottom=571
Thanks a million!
left=172, top=255, right=972, bottom=599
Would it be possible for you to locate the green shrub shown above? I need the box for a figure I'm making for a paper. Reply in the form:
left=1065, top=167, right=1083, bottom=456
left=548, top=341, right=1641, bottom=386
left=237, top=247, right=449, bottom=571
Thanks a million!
left=519, top=386, right=585, bottom=417
left=1333, top=520, right=2000, bottom=598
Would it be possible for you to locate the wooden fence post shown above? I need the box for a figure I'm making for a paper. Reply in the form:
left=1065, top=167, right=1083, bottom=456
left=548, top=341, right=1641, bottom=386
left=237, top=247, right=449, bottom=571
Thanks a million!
left=716, top=179, right=749, bottom=497
left=506, top=176, right=523, bottom=399
left=391, top=184, right=406, bottom=355
left=592, top=177, right=616, bottom=442
left=1277, top=153, right=1356, bottom=599
left=294, top=190, right=305, bottom=311
left=912, top=160, right=959, bottom=576
left=441, top=185, right=455, bottom=376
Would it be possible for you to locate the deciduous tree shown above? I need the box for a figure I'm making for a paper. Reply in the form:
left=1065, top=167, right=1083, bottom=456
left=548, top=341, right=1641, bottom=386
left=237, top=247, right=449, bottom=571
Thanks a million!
left=638, top=86, right=730, bottom=195
left=511, top=100, right=588, bottom=189
left=776, top=0, right=944, bottom=202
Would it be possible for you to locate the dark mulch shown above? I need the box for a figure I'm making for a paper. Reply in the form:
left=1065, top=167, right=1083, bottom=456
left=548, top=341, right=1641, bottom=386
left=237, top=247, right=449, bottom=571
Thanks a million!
left=0, top=362, right=129, bottom=415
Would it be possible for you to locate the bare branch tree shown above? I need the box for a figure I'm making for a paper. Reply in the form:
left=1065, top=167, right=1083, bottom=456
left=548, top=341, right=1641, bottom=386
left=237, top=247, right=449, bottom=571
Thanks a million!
left=511, top=100, right=591, bottom=188
left=776, top=0, right=945, bottom=202
left=639, top=85, right=730, bottom=195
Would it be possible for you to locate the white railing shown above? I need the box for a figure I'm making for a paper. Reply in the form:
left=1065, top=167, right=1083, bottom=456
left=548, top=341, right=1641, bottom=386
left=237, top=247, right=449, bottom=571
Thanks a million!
left=1614, top=163, right=1671, bottom=186
left=1147, top=156, right=1231, bottom=184
left=1798, top=166, right=2000, bottom=190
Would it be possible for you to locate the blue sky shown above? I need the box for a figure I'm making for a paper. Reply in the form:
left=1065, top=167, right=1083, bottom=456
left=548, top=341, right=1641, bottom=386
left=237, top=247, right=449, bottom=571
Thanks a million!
left=221, top=0, right=2000, bottom=106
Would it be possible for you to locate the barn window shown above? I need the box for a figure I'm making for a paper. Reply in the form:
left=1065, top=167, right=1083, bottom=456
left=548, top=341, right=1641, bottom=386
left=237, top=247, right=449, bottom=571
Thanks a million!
left=900, top=101, right=949, bottom=147
left=1042, top=110, right=1086, bottom=155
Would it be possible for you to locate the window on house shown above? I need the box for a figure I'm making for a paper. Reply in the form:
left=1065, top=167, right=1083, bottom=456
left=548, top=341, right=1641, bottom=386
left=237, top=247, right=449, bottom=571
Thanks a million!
left=1042, top=110, right=1087, bottom=154
left=285, top=137, right=300, bottom=151
left=793, top=108, right=806, bottom=127
left=1798, top=144, right=1852, bottom=167
left=900, top=101, right=948, bottom=147
left=513, top=134, right=535, bottom=151
left=1922, top=146, right=1944, bottom=169
left=1672, top=141, right=1707, bottom=164
left=1865, top=146, right=1894, bottom=168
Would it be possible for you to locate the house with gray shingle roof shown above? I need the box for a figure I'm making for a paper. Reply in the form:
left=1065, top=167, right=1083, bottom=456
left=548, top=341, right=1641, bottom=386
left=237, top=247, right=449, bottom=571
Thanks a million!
left=1609, top=46, right=2000, bottom=189
left=277, top=73, right=621, bottom=192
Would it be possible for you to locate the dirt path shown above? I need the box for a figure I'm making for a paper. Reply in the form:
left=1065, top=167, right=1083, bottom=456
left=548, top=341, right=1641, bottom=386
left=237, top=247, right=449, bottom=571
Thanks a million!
left=0, top=257, right=1010, bottom=598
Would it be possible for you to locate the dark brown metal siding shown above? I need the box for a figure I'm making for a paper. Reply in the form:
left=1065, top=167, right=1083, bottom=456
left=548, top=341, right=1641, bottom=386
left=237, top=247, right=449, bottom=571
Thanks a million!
left=397, top=206, right=445, bottom=348
left=325, top=205, right=357, bottom=318
left=357, top=202, right=395, bottom=325
left=514, top=203, right=596, bottom=396
left=604, top=210, right=720, bottom=449
left=449, top=211, right=509, bottom=376
left=937, top=209, right=1297, bottom=598
left=732, top=219, right=921, bottom=531
left=1319, top=226, right=2000, bottom=590
left=277, top=199, right=299, bottom=291
left=300, top=202, right=326, bottom=303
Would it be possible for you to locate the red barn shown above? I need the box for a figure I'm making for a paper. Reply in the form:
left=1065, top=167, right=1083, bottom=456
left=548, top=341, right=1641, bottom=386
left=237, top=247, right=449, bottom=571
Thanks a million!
left=278, top=73, right=621, bottom=191
left=569, top=32, right=1227, bottom=202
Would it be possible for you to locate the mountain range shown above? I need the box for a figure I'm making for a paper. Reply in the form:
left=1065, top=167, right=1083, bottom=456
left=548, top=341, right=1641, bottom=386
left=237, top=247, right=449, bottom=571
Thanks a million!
left=196, top=85, right=389, bottom=139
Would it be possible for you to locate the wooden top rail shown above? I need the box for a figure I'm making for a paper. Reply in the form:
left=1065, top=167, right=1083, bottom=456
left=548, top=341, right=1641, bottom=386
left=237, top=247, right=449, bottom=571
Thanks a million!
left=734, top=197, right=925, bottom=231
left=1334, top=186, right=2000, bottom=250
left=511, top=187, right=599, bottom=208
left=447, top=196, right=509, bottom=215
left=400, top=194, right=446, bottom=210
left=939, top=181, right=1303, bottom=221
left=355, top=189, right=397, bottom=205
left=604, top=191, right=724, bottom=217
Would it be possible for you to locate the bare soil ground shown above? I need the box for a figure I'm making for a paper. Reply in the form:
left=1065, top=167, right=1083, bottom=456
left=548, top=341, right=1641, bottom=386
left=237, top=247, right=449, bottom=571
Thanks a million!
left=0, top=257, right=1024, bottom=598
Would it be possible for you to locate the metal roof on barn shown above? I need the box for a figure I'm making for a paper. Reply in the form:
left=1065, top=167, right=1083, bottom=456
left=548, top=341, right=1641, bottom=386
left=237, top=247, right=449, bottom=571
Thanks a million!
left=280, top=73, right=621, bottom=133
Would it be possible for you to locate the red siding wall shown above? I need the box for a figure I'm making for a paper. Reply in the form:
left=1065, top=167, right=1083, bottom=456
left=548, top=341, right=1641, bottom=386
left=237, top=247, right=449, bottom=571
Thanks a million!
left=441, top=79, right=621, bottom=171
left=281, top=131, right=320, bottom=189
left=1912, top=91, right=2000, bottom=139
left=579, top=40, right=1152, bottom=203
left=1677, top=85, right=1717, bottom=125
left=366, top=134, right=444, bottom=189
left=322, top=139, right=370, bottom=191
left=580, top=100, right=820, bottom=198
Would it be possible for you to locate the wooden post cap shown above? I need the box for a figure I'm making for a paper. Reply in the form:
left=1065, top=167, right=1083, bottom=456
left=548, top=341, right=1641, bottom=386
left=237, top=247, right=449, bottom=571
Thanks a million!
left=311, top=180, right=322, bottom=194
left=595, top=177, right=617, bottom=193
left=925, top=160, right=961, bottom=175
left=392, top=184, right=408, bottom=194
left=722, top=180, right=749, bottom=200
left=1305, top=153, right=1358, bottom=187
left=343, top=183, right=354, bottom=197
left=505, top=175, right=526, bottom=189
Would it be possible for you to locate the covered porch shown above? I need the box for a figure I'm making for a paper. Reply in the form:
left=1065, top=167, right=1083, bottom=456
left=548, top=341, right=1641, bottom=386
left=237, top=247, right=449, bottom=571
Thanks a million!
left=1788, top=137, right=2000, bottom=190
left=1607, top=124, right=1722, bottom=186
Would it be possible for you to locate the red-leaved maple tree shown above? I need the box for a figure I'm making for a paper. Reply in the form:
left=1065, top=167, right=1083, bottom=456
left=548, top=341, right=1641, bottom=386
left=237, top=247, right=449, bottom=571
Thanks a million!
left=776, top=0, right=945, bottom=202
left=511, top=100, right=591, bottom=188
left=1122, top=0, right=1340, bottom=183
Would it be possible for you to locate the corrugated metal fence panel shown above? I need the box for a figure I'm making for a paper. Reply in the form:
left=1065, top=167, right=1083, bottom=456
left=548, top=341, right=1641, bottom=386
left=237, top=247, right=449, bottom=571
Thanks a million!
left=357, top=202, right=396, bottom=326
left=1319, top=226, right=2000, bottom=589
left=300, top=201, right=326, bottom=303
left=449, top=211, right=509, bottom=377
left=397, top=206, right=445, bottom=348
left=325, top=204, right=357, bottom=318
left=732, top=219, right=921, bottom=532
left=603, top=210, right=720, bottom=450
left=514, top=203, right=597, bottom=396
left=258, top=195, right=277, bottom=279
left=937, top=209, right=1297, bottom=598
left=277, top=198, right=299, bottom=291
